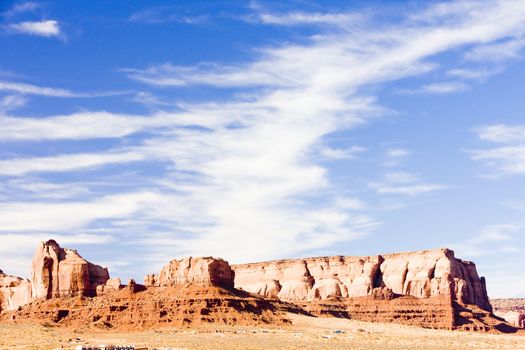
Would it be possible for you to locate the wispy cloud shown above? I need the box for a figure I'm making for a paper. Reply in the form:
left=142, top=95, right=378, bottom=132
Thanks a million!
left=384, top=147, right=411, bottom=167
left=2, top=179, right=90, bottom=200
left=464, top=38, right=525, bottom=62
left=0, top=151, right=146, bottom=176
left=0, top=94, right=26, bottom=111
left=450, top=224, right=521, bottom=258
left=0, top=80, right=130, bottom=98
left=0, top=80, right=77, bottom=97
left=247, top=10, right=365, bottom=28
left=129, top=8, right=207, bottom=24
left=0, top=192, right=160, bottom=232
left=2, top=2, right=40, bottom=17
left=369, top=172, right=449, bottom=196
left=476, top=124, right=525, bottom=143
left=4, top=0, right=525, bottom=273
left=471, top=124, right=525, bottom=176
left=319, top=145, right=366, bottom=160
left=8, top=20, right=62, bottom=38
left=446, top=67, right=497, bottom=81
left=400, top=81, right=468, bottom=94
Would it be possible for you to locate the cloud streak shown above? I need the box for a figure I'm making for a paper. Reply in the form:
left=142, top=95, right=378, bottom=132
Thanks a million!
left=8, top=20, right=62, bottom=38
left=472, top=124, right=525, bottom=176
left=3, top=0, right=525, bottom=275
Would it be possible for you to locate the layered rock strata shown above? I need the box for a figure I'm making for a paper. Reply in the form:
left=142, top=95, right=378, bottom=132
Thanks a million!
left=232, top=248, right=492, bottom=312
left=145, top=256, right=234, bottom=289
left=2, top=243, right=517, bottom=333
left=31, top=240, right=109, bottom=299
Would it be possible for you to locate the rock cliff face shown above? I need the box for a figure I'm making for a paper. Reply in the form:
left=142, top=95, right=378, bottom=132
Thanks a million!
left=0, top=270, right=32, bottom=312
left=31, top=240, right=109, bottom=299
left=146, top=257, right=234, bottom=289
left=232, top=248, right=492, bottom=312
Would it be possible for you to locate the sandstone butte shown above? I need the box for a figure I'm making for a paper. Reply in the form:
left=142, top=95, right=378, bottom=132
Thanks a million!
left=0, top=239, right=523, bottom=333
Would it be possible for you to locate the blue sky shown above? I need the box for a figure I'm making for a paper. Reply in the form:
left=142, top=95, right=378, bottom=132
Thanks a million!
left=1, top=0, right=525, bottom=298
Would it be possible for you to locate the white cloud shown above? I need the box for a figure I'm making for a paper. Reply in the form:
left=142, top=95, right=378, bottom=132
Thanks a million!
left=471, top=146, right=525, bottom=176
left=252, top=11, right=364, bottom=27
left=450, top=224, right=521, bottom=258
left=319, top=145, right=366, bottom=160
left=446, top=67, right=496, bottom=81
left=0, top=111, right=204, bottom=141
left=0, top=80, right=129, bottom=98
left=2, top=179, right=90, bottom=200
left=369, top=171, right=449, bottom=196
left=471, top=124, right=525, bottom=176
left=421, top=81, right=468, bottom=94
left=0, top=192, right=160, bottom=232
left=0, top=80, right=76, bottom=97
left=464, top=38, right=525, bottom=62
left=128, top=8, right=207, bottom=24
left=9, top=20, right=61, bottom=38
left=0, top=151, right=146, bottom=176
left=0, top=94, right=26, bottom=111
left=2, top=2, right=40, bottom=17
left=386, top=148, right=410, bottom=158
left=384, top=147, right=411, bottom=167
left=4, top=1, right=525, bottom=277
left=476, top=124, right=525, bottom=143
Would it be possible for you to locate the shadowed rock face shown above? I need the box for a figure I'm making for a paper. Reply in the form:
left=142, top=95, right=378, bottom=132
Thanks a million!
left=31, top=240, right=109, bottom=299
left=145, top=257, right=234, bottom=289
left=232, top=248, right=492, bottom=312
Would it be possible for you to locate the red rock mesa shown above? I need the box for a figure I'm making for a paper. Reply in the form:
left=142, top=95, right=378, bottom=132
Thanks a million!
left=0, top=240, right=522, bottom=333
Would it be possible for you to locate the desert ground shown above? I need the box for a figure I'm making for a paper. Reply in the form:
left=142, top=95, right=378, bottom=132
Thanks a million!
left=1, top=313, right=524, bottom=350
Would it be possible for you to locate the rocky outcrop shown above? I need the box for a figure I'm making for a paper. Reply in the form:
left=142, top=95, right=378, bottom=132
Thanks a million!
left=0, top=270, right=32, bottom=312
left=379, top=249, right=491, bottom=311
left=31, top=240, right=109, bottom=299
left=233, top=256, right=382, bottom=301
left=232, top=248, right=492, bottom=312
left=96, top=278, right=123, bottom=296
left=492, top=298, right=525, bottom=328
left=147, top=257, right=234, bottom=289
left=495, top=311, right=525, bottom=328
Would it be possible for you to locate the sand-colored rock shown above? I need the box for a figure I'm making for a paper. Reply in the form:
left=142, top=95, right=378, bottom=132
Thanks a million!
left=151, top=257, right=234, bottom=288
left=233, top=248, right=492, bottom=312
left=379, top=249, right=492, bottom=311
left=31, top=240, right=109, bottom=299
left=492, top=299, right=525, bottom=328
left=233, top=256, right=382, bottom=301
left=96, top=278, right=123, bottom=296
left=494, top=311, right=525, bottom=328
left=0, top=270, right=32, bottom=312
left=143, top=274, right=158, bottom=288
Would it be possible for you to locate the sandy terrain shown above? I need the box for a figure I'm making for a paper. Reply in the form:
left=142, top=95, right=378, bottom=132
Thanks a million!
left=1, top=314, right=524, bottom=350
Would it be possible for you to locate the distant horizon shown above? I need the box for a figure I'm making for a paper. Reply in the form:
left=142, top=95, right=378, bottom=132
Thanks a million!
left=1, top=0, right=525, bottom=298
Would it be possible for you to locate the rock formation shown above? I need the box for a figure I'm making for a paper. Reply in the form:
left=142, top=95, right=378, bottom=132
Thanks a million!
left=31, top=240, right=109, bottom=299
left=492, top=298, right=525, bottom=328
left=494, top=311, right=525, bottom=328
left=232, top=248, right=492, bottom=312
left=1, top=242, right=519, bottom=333
left=0, top=270, right=32, bottom=312
left=146, top=256, right=234, bottom=289
left=96, top=278, right=123, bottom=296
